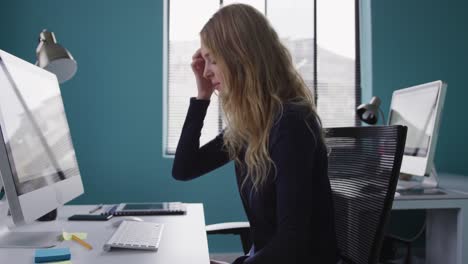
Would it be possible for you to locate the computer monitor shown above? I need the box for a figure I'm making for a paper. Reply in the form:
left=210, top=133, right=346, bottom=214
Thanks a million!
left=0, top=49, right=84, bottom=247
left=388, top=80, right=447, bottom=188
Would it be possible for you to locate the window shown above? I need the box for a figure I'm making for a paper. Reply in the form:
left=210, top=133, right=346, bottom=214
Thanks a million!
left=164, top=0, right=361, bottom=155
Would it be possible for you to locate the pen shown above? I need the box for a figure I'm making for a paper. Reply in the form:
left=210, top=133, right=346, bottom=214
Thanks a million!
left=109, top=205, right=118, bottom=214
left=104, top=205, right=118, bottom=216
left=89, top=204, right=103, bottom=214
left=71, top=234, right=93, bottom=250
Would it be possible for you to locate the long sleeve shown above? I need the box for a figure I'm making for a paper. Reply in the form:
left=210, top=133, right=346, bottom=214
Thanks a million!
left=233, top=115, right=338, bottom=264
left=172, top=97, right=231, bottom=181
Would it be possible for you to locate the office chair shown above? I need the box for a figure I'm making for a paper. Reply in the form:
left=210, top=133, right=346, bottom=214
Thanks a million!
left=206, top=125, right=407, bottom=264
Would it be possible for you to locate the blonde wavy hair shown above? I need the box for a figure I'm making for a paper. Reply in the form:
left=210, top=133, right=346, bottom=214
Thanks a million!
left=201, top=4, right=320, bottom=191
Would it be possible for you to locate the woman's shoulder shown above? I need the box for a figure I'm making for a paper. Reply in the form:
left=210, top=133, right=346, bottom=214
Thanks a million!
left=269, top=103, right=325, bottom=154
left=274, top=103, right=321, bottom=130
left=270, top=102, right=323, bottom=144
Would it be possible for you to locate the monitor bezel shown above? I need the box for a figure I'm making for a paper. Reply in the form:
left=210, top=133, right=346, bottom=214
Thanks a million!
left=388, top=80, right=447, bottom=177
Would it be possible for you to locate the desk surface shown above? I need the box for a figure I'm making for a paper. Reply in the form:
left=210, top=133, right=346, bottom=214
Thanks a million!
left=393, top=173, right=468, bottom=209
left=0, top=203, right=210, bottom=264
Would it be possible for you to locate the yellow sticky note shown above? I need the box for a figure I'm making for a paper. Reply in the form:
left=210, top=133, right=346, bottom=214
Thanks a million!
left=62, top=231, right=87, bottom=241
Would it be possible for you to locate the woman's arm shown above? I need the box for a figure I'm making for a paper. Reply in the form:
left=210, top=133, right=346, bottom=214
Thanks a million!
left=172, top=98, right=231, bottom=181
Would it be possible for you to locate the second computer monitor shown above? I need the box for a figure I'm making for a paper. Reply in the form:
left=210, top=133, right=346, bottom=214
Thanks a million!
left=388, top=80, right=447, bottom=178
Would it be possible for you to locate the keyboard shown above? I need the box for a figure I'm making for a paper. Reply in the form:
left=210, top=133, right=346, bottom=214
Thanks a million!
left=103, top=221, right=164, bottom=251
left=396, top=180, right=422, bottom=190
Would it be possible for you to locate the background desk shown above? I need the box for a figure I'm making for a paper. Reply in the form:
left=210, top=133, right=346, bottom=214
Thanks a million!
left=0, top=203, right=210, bottom=264
left=393, top=173, right=468, bottom=264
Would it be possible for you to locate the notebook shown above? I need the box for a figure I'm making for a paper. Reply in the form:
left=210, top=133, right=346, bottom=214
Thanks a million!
left=35, top=248, right=71, bottom=263
left=101, top=202, right=186, bottom=216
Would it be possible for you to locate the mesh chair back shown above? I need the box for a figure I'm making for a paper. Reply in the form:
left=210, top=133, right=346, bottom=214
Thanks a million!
left=325, top=125, right=407, bottom=264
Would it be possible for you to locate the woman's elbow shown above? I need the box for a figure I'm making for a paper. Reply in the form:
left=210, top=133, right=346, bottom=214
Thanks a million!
left=171, top=166, right=193, bottom=181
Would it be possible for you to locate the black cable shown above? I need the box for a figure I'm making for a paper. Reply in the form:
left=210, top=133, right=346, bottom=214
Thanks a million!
left=388, top=219, right=427, bottom=242
left=378, top=108, right=387, bottom=125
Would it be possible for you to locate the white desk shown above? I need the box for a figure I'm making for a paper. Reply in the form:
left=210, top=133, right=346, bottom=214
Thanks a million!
left=0, top=203, right=210, bottom=264
left=393, top=173, right=468, bottom=264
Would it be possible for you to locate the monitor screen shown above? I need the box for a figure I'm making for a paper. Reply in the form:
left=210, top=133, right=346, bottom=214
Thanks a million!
left=389, top=85, right=440, bottom=157
left=388, top=80, right=446, bottom=178
left=0, top=49, right=83, bottom=228
left=0, top=55, right=80, bottom=196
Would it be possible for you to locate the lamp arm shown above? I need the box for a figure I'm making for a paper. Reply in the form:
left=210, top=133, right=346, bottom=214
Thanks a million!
left=379, top=108, right=387, bottom=125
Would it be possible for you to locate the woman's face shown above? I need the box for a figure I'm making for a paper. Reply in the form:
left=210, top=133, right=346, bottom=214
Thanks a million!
left=201, top=42, right=223, bottom=91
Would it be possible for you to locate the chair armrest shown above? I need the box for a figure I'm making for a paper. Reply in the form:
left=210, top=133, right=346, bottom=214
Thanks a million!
left=206, top=222, right=252, bottom=254
left=206, top=222, right=250, bottom=235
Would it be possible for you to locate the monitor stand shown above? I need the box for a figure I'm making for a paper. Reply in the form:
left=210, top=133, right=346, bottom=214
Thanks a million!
left=397, top=164, right=440, bottom=190
left=0, top=195, right=58, bottom=248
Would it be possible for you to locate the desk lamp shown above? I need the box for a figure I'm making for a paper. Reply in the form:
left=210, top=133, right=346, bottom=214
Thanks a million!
left=356, top=96, right=386, bottom=125
left=35, top=29, right=77, bottom=83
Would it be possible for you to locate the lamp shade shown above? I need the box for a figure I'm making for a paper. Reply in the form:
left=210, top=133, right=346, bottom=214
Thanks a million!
left=356, top=96, right=382, bottom=125
left=35, top=30, right=77, bottom=83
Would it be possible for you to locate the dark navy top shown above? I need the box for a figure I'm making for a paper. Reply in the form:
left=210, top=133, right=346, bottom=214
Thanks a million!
left=172, top=98, right=339, bottom=264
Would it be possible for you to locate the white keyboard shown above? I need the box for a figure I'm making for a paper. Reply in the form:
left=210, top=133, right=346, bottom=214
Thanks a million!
left=104, top=221, right=164, bottom=251
left=396, top=180, right=423, bottom=190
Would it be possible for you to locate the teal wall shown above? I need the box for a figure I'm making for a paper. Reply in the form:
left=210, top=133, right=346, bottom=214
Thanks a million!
left=0, top=0, right=243, bottom=252
left=371, top=0, right=468, bottom=176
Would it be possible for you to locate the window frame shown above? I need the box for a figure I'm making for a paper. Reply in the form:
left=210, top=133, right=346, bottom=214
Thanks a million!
left=163, top=0, right=362, bottom=157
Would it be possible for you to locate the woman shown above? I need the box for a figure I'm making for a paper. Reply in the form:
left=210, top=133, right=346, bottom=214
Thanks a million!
left=172, top=4, right=339, bottom=264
